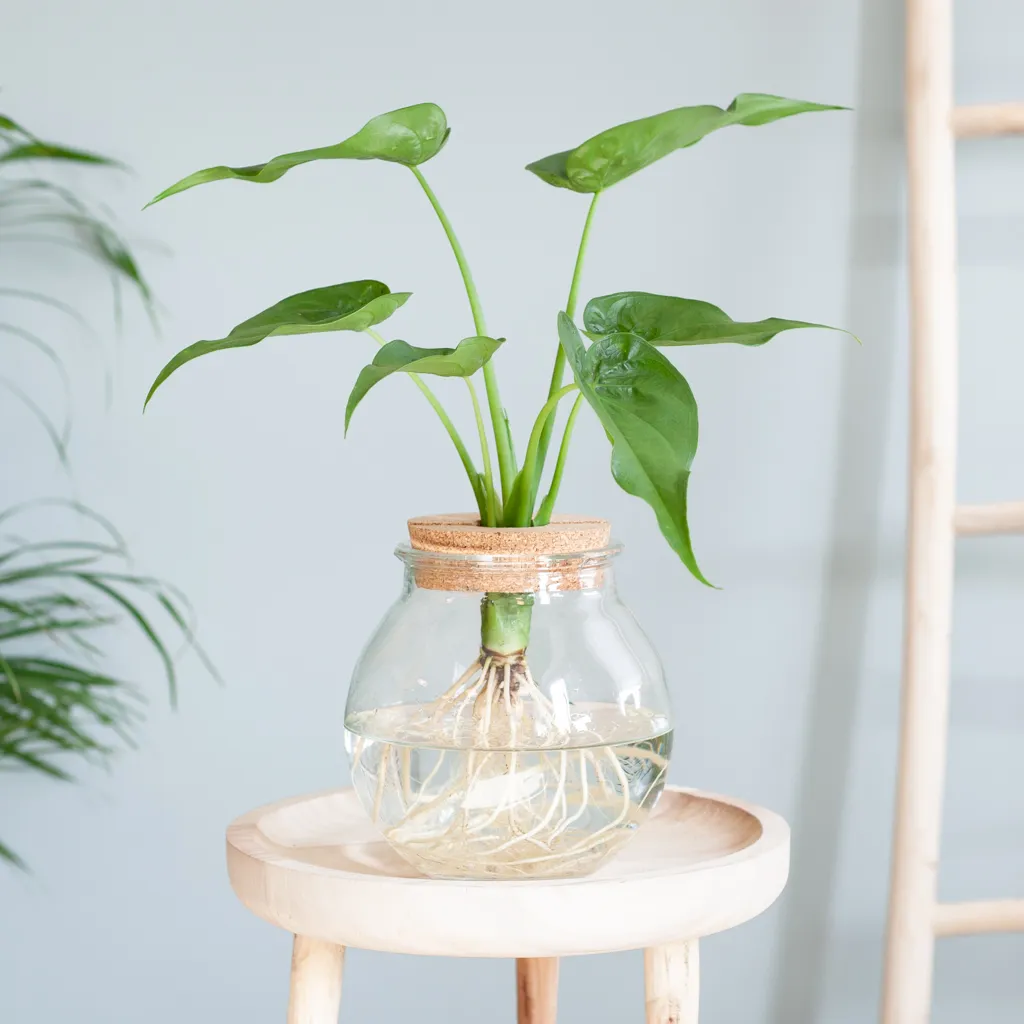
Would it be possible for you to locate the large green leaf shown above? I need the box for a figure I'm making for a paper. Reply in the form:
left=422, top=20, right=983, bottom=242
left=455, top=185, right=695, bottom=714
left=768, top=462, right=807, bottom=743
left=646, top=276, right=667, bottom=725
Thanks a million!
left=527, top=93, right=845, bottom=193
left=345, top=336, right=503, bottom=432
left=557, top=313, right=709, bottom=585
left=144, top=281, right=409, bottom=407
left=147, top=103, right=449, bottom=206
left=584, top=292, right=851, bottom=347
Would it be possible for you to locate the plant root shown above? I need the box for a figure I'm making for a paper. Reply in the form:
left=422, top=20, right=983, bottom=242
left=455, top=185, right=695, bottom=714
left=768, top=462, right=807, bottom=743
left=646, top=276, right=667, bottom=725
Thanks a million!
left=356, top=650, right=669, bottom=878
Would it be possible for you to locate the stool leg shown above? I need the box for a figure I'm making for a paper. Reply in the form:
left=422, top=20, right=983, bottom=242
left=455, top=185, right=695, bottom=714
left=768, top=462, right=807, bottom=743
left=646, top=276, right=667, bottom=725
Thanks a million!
left=516, top=957, right=559, bottom=1024
left=287, top=935, right=345, bottom=1024
left=644, top=941, right=699, bottom=1024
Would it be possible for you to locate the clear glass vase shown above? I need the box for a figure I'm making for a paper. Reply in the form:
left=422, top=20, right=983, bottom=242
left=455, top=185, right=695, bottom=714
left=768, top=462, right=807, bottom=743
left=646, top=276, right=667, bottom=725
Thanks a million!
left=344, top=515, right=672, bottom=880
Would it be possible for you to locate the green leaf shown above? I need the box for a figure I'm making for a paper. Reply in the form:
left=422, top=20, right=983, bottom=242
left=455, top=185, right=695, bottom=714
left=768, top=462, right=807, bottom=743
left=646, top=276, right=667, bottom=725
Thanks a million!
left=0, top=141, right=121, bottom=167
left=0, top=113, right=29, bottom=135
left=0, top=839, right=27, bottom=870
left=0, top=377, right=69, bottom=466
left=527, top=93, right=846, bottom=193
left=584, top=292, right=853, bottom=347
left=557, top=313, right=710, bottom=585
left=0, top=180, right=154, bottom=317
left=84, top=220, right=151, bottom=300
left=345, top=336, right=503, bottom=432
left=0, top=415, right=217, bottom=868
left=147, top=102, right=449, bottom=206
left=144, top=281, right=409, bottom=407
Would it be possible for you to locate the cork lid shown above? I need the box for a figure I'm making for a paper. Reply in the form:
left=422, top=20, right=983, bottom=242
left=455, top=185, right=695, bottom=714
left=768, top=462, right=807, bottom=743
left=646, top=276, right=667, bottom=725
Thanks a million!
left=404, top=514, right=615, bottom=593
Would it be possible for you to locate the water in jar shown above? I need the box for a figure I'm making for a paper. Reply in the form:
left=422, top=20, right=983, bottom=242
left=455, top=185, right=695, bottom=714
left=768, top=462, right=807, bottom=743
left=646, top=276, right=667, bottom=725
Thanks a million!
left=345, top=703, right=672, bottom=880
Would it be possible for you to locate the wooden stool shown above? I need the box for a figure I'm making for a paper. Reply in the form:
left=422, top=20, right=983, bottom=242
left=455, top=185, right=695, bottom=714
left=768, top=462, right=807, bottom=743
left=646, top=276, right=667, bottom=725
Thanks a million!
left=226, top=786, right=789, bottom=1023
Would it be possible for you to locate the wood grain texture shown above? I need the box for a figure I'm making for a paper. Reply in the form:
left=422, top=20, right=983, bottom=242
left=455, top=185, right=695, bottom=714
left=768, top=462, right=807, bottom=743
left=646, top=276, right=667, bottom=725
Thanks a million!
left=226, top=787, right=789, bottom=958
left=952, top=103, right=1024, bottom=137
left=883, top=0, right=959, bottom=1021
left=954, top=501, right=1024, bottom=536
left=645, top=942, right=698, bottom=1024
left=934, top=899, right=1024, bottom=937
left=517, top=958, right=559, bottom=1024
left=287, top=935, right=344, bottom=1024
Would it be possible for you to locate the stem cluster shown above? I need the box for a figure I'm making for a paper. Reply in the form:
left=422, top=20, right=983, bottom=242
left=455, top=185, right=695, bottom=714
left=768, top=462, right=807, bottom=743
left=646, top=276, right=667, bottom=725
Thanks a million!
left=391, top=168, right=601, bottom=528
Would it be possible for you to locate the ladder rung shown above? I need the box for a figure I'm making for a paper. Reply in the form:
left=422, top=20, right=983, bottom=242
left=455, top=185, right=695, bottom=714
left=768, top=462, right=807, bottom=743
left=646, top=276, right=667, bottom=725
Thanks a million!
left=935, top=899, right=1024, bottom=937
left=955, top=501, right=1024, bottom=536
left=953, top=103, right=1024, bottom=138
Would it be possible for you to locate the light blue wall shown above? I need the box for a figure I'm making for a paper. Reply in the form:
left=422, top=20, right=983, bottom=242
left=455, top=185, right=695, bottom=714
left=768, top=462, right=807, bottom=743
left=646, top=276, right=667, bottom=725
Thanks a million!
left=2, top=0, right=1022, bottom=1021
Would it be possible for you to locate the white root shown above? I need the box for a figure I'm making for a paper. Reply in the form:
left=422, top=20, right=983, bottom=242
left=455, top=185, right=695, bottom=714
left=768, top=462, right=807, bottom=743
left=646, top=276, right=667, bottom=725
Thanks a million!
left=465, top=751, right=517, bottom=835
left=400, top=746, right=412, bottom=805
left=406, top=750, right=447, bottom=811
left=430, top=660, right=484, bottom=727
left=478, top=663, right=498, bottom=739
left=371, top=742, right=391, bottom=823
left=482, top=749, right=569, bottom=857
left=549, top=750, right=589, bottom=841
left=443, top=659, right=486, bottom=701
left=452, top=663, right=489, bottom=736
left=350, top=734, right=366, bottom=774
left=357, top=650, right=668, bottom=877
left=502, top=662, right=516, bottom=746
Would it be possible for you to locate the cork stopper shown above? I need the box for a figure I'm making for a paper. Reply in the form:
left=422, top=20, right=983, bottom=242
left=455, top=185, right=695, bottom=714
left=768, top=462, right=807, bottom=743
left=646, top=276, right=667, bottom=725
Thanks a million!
left=405, top=514, right=614, bottom=593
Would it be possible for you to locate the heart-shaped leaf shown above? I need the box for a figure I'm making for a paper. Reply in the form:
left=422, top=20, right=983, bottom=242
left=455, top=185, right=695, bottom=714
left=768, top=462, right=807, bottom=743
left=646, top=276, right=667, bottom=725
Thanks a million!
left=145, top=281, right=409, bottom=407
left=345, top=336, right=503, bottom=432
left=557, top=313, right=710, bottom=585
left=147, top=103, right=449, bottom=206
left=584, top=292, right=852, bottom=347
left=528, top=93, right=845, bottom=193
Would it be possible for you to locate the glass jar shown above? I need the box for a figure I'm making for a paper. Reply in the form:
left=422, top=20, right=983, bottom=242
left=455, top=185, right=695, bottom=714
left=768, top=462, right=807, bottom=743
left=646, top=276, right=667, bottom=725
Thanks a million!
left=344, top=515, right=672, bottom=880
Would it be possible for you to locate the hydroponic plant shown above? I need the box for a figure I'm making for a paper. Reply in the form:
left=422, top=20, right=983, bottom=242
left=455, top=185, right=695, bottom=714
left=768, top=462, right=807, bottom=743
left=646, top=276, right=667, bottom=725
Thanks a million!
left=144, top=97, right=848, bottom=878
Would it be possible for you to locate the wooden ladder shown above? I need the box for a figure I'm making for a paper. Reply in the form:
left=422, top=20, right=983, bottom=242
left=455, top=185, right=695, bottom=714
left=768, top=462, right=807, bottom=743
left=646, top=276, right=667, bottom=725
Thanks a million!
left=881, top=1, right=1024, bottom=1021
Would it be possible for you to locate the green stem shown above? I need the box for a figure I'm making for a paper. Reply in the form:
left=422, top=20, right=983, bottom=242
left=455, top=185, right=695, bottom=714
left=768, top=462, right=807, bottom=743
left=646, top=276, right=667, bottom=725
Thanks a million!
left=365, top=329, right=485, bottom=519
left=565, top=192, right=602, bottom=321
left=465, top=378, right=499, bottom=526
left=480, top=592, right=534, bottom=655
left=510, top=384, right=578, bottom=526
left=533, top=191, right=601, bottom=499
left=534, top=393, right=584, bottom=526
left=408, top=166, right=517, bottom=504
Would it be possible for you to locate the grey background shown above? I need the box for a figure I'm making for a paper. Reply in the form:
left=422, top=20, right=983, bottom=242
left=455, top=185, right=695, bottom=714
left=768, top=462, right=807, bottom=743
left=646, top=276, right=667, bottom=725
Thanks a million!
left=2, top=0, right=1022, bottom=1021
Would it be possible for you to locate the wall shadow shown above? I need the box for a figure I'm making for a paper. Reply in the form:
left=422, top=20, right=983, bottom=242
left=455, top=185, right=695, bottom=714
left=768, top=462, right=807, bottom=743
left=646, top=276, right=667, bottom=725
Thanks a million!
left=768, top=1, right=906, bottom=1021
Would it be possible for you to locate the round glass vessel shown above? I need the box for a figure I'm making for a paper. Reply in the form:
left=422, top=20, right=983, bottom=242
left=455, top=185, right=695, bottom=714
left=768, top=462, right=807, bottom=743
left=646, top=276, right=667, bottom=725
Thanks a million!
left=344, top=515, right=672, bottom=880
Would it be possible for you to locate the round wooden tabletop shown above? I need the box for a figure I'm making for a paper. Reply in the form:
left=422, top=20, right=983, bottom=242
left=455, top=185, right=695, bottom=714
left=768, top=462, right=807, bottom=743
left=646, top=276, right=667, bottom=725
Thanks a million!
left=226, top=786, right=790, bottom=958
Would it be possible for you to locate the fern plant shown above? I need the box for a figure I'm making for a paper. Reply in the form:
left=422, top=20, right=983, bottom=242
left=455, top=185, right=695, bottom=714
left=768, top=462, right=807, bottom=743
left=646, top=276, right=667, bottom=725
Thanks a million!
left=0, top=109, right=212, bottom=867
